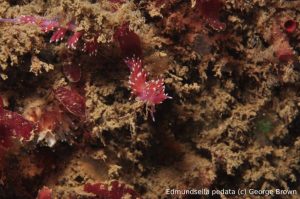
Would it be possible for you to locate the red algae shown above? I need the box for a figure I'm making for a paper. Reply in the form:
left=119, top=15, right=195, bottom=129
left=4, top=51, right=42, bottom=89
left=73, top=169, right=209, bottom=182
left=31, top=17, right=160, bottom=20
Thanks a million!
left=63, top=63, right=82, bottom=83
left=37, top=186, right=52, bottom=199
left=54, top=87, right=86, bottom=119
left=271, top=23, right=295, bottom=62
left=195, top=0, right=226, bottom=31
left=0, top=109, right=34, bottom=142
left=283, top=19, right=298, bottom=33
left=114, top=23, right=142, bottom=58
left=84, top=181, right=141, bottom=199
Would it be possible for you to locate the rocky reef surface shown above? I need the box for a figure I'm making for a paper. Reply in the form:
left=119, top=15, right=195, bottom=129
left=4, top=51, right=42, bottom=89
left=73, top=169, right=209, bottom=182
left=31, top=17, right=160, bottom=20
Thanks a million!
left=0, top=0, right=299, bottom=198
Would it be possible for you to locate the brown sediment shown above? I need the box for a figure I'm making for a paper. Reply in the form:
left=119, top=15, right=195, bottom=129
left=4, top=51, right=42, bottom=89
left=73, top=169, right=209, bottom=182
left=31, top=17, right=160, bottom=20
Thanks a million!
left=0, top=0, right=299, bottom=198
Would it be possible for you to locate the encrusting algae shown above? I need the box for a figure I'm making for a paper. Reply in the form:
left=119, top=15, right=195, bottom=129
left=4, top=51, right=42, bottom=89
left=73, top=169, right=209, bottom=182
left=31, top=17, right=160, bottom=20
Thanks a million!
left=0, top=0, right=299, bottom=198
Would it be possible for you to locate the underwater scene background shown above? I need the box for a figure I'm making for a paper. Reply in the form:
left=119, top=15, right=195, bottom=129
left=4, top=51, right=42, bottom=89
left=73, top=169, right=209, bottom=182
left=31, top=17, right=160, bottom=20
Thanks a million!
left=0, top=0, right=299, bottom=198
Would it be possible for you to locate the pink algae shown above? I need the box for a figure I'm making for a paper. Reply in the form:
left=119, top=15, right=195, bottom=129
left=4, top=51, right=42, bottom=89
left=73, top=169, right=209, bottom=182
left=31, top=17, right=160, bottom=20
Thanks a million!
left=195, top=0, right=226, bottom=31
left=114, top=23, right=142, bottom=58
left=37, top=186, right=52, bottom=199
left=63, top=63, right=82, bottom=83
left=53, top=87, right=86, bottom=120
left=84, top=181, right=141, bottom=199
